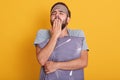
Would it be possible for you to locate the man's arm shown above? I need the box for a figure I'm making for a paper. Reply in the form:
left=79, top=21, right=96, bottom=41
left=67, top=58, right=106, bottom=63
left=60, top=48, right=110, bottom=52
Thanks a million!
left=36, top=19, right=62, bottom=66
left=57, top=50, right=88, bottom=70
left=45, top=50, right=88, bottom=74
left=36, top=35, right=58, bottom=66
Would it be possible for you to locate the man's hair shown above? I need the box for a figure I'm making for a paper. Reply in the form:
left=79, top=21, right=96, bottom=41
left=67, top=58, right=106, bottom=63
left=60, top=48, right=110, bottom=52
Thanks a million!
left=50, top=2, right=71, bottom=18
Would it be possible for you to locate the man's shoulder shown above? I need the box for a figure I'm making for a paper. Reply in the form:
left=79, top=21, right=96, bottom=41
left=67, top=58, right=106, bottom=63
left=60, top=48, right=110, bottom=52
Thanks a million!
left=68, top=29, right=85, bottom=37
left=37, top=29, right=50, bottom=38
left=37, top=29, right=49, bottom=33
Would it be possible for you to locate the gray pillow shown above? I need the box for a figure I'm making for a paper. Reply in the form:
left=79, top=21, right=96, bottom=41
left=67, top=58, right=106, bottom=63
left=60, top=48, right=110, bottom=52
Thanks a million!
left=39, top=36, right=85, bottom=80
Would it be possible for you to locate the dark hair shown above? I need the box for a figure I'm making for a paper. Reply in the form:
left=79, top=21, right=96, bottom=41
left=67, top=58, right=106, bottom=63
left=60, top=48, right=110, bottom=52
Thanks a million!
left=50, top=2, right=71, bottom=18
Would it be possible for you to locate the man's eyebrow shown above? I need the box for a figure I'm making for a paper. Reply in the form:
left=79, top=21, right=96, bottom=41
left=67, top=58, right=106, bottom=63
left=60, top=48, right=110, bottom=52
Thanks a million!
left=51, top=10, right=65, bottom=13
left=59, top=10, right=65, bottom=13
left=51, top=11, right=56, bottom=13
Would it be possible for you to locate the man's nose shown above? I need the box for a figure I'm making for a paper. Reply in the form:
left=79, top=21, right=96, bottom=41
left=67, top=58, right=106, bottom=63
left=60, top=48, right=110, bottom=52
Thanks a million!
left=55, top=13, right=59, bottom=19
left=55, top=15, right=59, bottom=19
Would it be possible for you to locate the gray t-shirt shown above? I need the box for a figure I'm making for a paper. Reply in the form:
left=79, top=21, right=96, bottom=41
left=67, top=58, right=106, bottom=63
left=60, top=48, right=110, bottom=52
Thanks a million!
left=34, top=29, right=89, bottom=51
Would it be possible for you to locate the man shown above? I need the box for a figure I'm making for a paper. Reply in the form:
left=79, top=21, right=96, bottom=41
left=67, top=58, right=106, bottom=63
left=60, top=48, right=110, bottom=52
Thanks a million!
left=34, top=2, right=89, bottom=80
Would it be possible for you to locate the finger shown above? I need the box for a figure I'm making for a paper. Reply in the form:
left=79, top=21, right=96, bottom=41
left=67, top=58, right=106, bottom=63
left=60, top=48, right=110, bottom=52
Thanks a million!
left=55, top=19, right=59, bottom=28
left=57, top=19, right=61, bottom=31
left=46, top=71, right=51, bottom=74
left=58, top=19, right=61, bottom=29
left=53, top=19, right=57, bottom=29
left=54, top=19, right=57, bottom=29
left=44, top=66, right=49, bottom=72
left=56, top=19, right=59, bottom=28
left=44, top=65, right=47, bottom=70
left=52, top=21, right=55, bottom=29
left=59, top=19, right=62, bottom=27
left=45, top=69, right=49, bottom=72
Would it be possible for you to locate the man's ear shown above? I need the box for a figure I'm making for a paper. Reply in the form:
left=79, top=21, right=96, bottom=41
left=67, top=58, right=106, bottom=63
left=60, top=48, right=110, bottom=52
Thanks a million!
left=67, top=17, right=70, bottom=23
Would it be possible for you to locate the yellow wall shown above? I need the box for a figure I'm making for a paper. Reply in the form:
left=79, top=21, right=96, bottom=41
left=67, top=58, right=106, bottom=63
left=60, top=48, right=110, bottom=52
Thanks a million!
left=0, top=0, right=120, bottom=80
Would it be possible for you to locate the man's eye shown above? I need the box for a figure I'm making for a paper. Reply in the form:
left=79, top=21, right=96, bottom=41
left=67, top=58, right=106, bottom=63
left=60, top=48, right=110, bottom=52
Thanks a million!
left=51, top=13, right=55, bottom=15
left=60, top=13, right=64, bottom=15
left=51, top=12, right=56, bottom=15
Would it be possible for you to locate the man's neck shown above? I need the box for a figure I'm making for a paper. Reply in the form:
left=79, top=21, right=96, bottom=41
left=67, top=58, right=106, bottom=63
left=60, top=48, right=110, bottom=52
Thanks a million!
left=59, top=27, right=69, bottom=38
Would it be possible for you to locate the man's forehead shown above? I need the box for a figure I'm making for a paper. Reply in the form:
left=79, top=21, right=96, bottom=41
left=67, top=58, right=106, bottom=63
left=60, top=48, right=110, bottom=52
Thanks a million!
left=52, top=9, right=65, bottom=13
left=51, top=4, right=68, bottom=14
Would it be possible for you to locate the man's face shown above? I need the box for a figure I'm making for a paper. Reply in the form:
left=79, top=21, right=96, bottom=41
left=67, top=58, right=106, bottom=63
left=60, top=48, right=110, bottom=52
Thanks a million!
left=50, top=5, right=69, bottom=30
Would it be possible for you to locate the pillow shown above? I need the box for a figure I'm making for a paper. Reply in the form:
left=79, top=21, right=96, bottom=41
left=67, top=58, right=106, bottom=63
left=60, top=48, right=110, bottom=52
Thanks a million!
left=39, top=36, right=84, bottom=80
left=39, top=36, right=84, bottom=61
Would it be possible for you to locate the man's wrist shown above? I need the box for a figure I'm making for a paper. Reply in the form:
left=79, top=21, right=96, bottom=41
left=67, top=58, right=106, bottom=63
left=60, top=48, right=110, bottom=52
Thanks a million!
left=55, top=62, right=61, bottom=70
left=51, top=35, right=58, bottom=41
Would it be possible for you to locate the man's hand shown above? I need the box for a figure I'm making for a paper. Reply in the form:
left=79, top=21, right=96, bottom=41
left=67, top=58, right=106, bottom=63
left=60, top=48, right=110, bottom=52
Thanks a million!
left=50, top=19, right=62, bottom=38
left=44, top=61, right=58, bottom=74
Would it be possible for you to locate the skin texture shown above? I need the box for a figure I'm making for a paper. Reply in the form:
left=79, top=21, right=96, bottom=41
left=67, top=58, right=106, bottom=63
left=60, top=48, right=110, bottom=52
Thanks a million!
left=35, top=4, right=88, bottom=74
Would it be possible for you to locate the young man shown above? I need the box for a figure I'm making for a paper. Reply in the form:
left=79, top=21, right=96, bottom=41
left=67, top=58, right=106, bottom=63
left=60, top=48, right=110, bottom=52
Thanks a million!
left=34, top=2, right=89, bottom=80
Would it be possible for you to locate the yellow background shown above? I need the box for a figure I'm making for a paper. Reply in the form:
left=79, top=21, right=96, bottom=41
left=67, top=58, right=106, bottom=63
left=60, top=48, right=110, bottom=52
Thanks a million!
left=0, top=0, right=120, bottom=80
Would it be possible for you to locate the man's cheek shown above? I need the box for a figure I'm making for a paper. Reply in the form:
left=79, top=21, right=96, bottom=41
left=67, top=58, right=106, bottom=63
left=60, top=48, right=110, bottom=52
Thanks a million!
left=60, top=18, right=65, bottom=22
left=51, top=16, right=55, bottom=21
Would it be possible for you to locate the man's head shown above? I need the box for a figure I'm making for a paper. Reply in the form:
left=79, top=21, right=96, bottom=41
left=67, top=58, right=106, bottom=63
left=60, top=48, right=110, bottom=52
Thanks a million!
left=50, top=2, right=71, bottom=30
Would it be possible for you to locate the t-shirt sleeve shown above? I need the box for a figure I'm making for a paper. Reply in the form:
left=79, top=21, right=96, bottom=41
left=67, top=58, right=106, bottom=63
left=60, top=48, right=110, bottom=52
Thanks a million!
left=79, top=30, right=89, bottom=51
left=34, top=30, right=47, bottom=46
